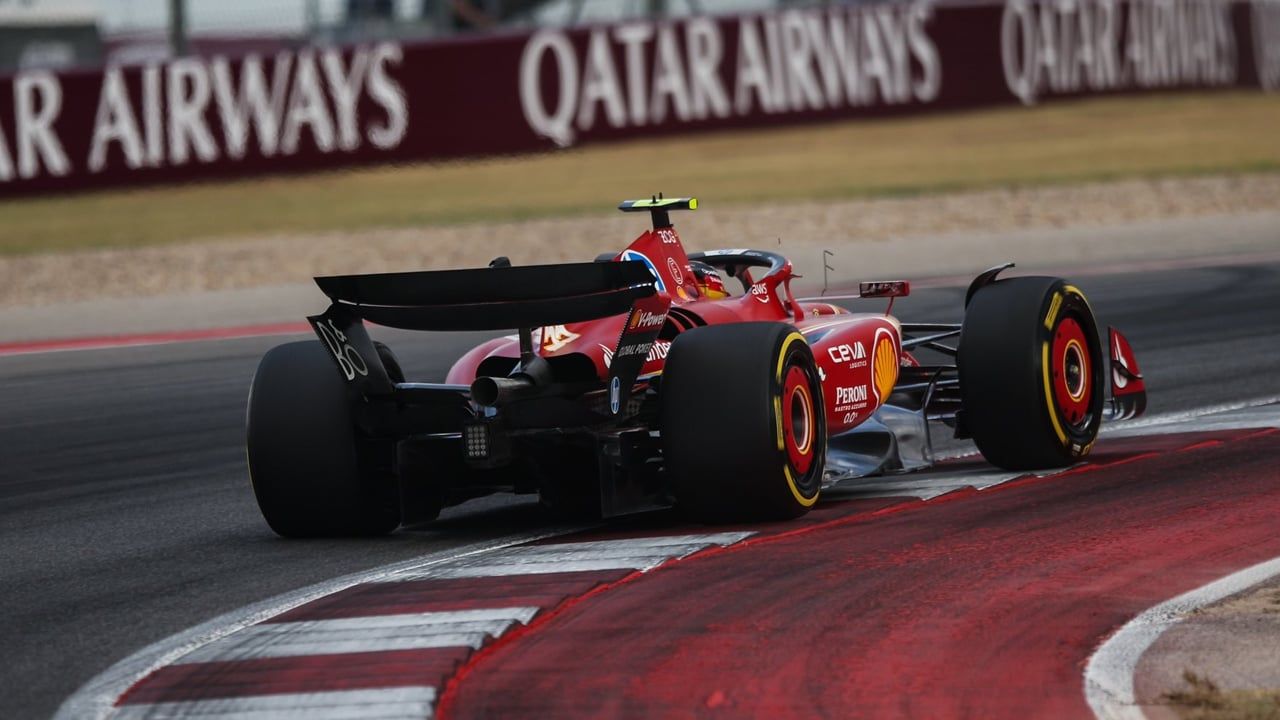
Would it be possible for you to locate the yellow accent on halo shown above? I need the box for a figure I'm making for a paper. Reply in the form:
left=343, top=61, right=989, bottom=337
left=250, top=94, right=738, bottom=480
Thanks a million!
left=1044, top=292, right=1063, bottom=330
left=1042, top=341, right=1068, bottom=445
left=783, top=466, right=819, bottom=507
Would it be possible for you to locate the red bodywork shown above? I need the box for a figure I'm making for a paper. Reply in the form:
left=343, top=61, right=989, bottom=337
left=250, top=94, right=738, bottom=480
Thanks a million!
left=446, top=225, right=905, bottom=436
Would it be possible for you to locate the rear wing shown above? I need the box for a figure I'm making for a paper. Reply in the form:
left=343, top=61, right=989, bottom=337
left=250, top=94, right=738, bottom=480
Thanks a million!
left=314, top=261, right=656, bottom=332
left=306, top=261, right=660, bottom=402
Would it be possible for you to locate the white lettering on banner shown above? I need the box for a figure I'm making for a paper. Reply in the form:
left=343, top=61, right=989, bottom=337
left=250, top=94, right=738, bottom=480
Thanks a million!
left=211, top=53, right=292, bottom=159
left=143, top=64, right=164, bottom=165
left=1002, top=0, right=1236, bottom=105
left=15, top=72, right=70, bottom=179
left=3, top=71, right=75, bottom=181
left=3, top=42, right=409, bottom=184
left=686, top=17, right=731, bottom=119
left=88, top=67, right=144, bottom=172
left=736, top=19, right=775, bottom=113
left=367, top=42, right=409, bottom=149
left=521, top=4, right=942, bottom=147
left=281, top=51, right=336, bottom=155
left=616, top=23, right=653, bottom=126
left=578, top=29, right=627, bottom=132
left=323, top=48, right=370, bottom=151
left=651, top=23, right=691, bottom=123
left=168, top=58, right=220, bottom=166
left=521, top=31, right=579, bottom=146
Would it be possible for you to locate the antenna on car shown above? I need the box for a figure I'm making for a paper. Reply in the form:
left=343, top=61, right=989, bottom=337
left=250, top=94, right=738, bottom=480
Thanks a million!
left=821, top=250, right=835, bottom=296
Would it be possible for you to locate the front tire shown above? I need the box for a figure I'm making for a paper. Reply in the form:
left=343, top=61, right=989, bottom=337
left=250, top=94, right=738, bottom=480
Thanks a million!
left=661, top=322, right=826, bottom=522
left=246, top=341, right=401, bottom=537
left=958, top=277, right=1104, bottom=470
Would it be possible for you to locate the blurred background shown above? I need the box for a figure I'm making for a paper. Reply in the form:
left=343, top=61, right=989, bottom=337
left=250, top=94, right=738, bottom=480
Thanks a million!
left=2, top=0, right=816, bottom=72
left=0, top=0, right=1276, bottom=340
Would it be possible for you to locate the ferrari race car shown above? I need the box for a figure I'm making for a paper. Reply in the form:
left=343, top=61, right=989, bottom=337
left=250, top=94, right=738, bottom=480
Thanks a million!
left=246, top=197, right=1148, bottom=537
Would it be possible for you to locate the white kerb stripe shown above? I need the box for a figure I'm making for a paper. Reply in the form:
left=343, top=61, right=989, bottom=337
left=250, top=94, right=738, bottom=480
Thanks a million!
left=56, top=528, right=585, bottom=720
left=110, top=686, right=436, bottom=719
left=831, top=470, right=1030, bottom=501
left=175, top=608, right=538, bottom=664
left=390, top=532, right=754, bottom=580
left=1083, top=555, right=1280, bottom=720
left=536, top=532, right=754, bottom=550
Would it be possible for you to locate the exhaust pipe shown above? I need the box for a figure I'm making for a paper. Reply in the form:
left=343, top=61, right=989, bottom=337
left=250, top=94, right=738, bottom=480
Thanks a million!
left=470, top=376, right=540, bottom=406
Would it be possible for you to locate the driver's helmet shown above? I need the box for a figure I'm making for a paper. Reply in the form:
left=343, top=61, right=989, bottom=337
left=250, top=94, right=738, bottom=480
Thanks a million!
left=689, top=260, right=728, bottom=299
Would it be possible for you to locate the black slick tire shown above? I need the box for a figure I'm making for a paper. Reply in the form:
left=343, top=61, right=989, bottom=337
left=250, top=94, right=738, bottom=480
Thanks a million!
left=958, top=277, right=1105, bottom=470
left=660, top=322, right=826, bottom=522
left=246, top=341, right=401, bottom=537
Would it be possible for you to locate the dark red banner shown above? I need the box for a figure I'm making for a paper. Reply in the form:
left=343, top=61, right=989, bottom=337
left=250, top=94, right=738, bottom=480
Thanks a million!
left=1, top=0, right=1276, bottom=198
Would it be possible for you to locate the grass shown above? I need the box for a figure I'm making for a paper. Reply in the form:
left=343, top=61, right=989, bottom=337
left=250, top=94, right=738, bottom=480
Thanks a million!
left=1, top=91, right=1277, bottom=256
left=1164, top=671, right=1280, bottom=720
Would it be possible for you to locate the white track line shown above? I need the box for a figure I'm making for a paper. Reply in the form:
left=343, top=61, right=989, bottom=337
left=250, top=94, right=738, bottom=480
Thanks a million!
left=111, top=686, right=437, bottom=720
left=54, top=528, right=585, bottom=720
left=389, top=533, right=753, bottom=580
left=838, top=470, right=1022, bottom=500
left=1084, top=556, right=1280, bottom=720
left=175, top=608, right=539, bottom=664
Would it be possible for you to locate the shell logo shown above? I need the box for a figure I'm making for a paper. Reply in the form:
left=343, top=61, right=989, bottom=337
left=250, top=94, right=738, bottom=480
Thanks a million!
left=871, top=328, right=898, bottom=402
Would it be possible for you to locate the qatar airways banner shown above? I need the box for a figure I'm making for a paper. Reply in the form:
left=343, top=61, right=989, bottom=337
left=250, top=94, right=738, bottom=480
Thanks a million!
left=1, top=0, right=1276, bottom=197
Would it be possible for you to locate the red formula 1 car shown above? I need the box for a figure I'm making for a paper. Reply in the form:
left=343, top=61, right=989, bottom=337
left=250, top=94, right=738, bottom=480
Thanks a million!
left=246, top=197, right=1147, bottom=536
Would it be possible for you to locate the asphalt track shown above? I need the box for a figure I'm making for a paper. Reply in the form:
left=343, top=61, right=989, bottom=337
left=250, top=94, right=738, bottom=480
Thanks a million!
left=3, top=259, right=1280, bottom=718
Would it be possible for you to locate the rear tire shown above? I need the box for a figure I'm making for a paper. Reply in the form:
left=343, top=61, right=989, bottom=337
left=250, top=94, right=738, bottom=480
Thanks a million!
left=958, top=277, right=1104, bottom=470
left=661, top=322, right=826, bottom=522
left=246, top=341, right=401, bottom=537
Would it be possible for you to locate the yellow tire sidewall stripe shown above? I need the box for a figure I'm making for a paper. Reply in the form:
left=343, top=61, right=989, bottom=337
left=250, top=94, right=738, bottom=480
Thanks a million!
left=1042, top=340, right=1069, bottom=446
left=776, top=331, right=818, bottom=507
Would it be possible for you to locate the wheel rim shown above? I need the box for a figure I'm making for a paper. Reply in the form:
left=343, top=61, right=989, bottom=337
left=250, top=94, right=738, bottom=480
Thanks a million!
left=782, top=364, right=816, bottom=474
left=1051, top=316, right=1093, bottom=428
